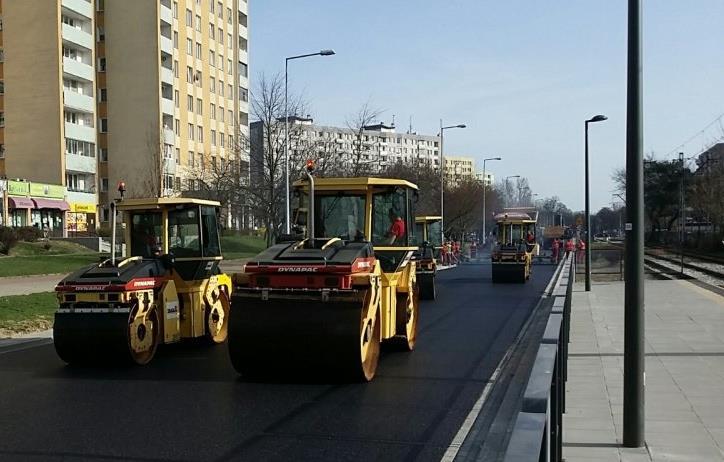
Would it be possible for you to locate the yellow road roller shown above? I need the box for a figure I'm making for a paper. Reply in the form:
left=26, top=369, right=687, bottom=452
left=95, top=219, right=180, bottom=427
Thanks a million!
left=54, top=187, right=231, bottom=365
left=413, top=216, right=442, bottom=300
left=228, top=167, right=419, bottom=381
left=491, top=208, right=538, bottom=283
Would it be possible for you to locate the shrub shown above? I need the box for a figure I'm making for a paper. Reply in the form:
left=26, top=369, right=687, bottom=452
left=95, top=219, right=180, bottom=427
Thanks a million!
left=0, top=227, right=19, bottom=255
left=15, top=226, right=43, bottom=242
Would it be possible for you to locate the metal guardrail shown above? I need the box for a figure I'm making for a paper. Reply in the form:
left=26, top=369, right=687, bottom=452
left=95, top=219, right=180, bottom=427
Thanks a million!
left=574, top=248, right=623, bottom=279
left=503, top=254, right=574, bottom=462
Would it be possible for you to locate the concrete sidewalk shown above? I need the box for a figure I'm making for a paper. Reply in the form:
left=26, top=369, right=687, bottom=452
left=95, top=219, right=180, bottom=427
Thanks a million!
left=564, top=278, right=724, bottom=461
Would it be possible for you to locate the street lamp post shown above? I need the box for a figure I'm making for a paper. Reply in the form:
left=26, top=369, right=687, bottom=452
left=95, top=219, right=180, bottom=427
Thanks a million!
left=439, top=120, right=466, bottom=243
left=584, top=114, right=608, bottom=292
left=284, top=49, right=335, bottom=234
left=481, top=157, right=501, bottom=245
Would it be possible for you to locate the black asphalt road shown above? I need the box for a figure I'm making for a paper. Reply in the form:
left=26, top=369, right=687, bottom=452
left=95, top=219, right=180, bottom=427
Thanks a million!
left=0, top=262, right=554, bottom=462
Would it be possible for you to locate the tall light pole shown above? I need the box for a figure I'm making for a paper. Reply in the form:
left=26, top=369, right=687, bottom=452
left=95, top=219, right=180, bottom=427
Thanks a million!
left=624, top=0, right=644, bottom=447
left=439, top=120, right=466, bottom=243
left=481, top=157, right=501, bottom=245
left=284, top=49, right=335, bottom=234
left=584, top=114, right=608, bottom=291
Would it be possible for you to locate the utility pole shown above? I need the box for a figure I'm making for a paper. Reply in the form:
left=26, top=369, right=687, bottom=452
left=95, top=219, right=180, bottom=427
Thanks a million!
left=679, top=152, right=685, bottom=275
left=623, top=0, right=645, bottom=448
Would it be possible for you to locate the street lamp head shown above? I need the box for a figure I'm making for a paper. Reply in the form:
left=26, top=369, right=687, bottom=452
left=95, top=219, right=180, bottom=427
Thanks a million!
left=493, top=157, right=502, bottom=161
left=588, top=114, right=608, bottom=123
left=319, top=49, right=336, bottom=56
left=456, top=124, right=466, bottom=128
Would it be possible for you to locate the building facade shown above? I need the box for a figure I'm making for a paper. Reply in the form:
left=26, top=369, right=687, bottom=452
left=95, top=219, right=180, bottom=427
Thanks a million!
left=0, top=0, right=250, bottom=232
left=0, top=0, right=98, bottom=234
left=443, top=156, right=476, bottom=186
left=250, top=117, right=441, bottom=181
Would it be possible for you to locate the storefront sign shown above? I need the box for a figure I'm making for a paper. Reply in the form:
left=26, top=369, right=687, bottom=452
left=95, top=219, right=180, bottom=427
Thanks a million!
left=7, top=180, right=30, bottom=196
left=70, top=203, right=97, bottom=213
left=30, top=183, right=66, bottom=199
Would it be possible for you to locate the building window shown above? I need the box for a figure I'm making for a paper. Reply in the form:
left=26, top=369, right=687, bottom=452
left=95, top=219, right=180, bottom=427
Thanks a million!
left=228, top=59, right=232, bottom=75
left=239, top=61, right=247, bottom=77
left=187, top=95, right=193, bottom=112
left=195, top=70, right=202, bottom=86
left=218, top=55, right=224, bottom=70
left=195, top=42, right=202, bottom=59
left=186, top=9, right=192, bottom=27
left=211, top=130, right=216, bottom=146
left=0, top=80, right=4, bottom=95
left=239, top=86, right=248, bottom=102
left=65, top=138, right=96, bottom=157
left=1, top=144, right=6, bottom=158
left=188, top=123, right=194, bottom=140
left=220, top=132, right=225, bottom=148
left=229, top=109, right=234, bottom=123
left=186, top=66, right=193, bottom=82
left=175, top=148, right=180, bottom=163
left=172, top=1, right=178, bottom=18
left=210, top=103, right=216, bottom=119
left=218, top=2, right=223, bottom=18
left=209, top=51, right=215, bottom=67
left=97, top=26, right=105, bottom=41
left=196, top=98, right=203, bottom=115
left=219, top=83, right=224, bottom=97
left=239, top=36, right=248, bottom=52
left=195, top=15, right=201, bottom=32
left=188, top=151, right=195, bottom=167
left=173, top=60, right=179, bottom=78
left=100, top=148, right=108, bottom=162
left=97, top=0, right=105, bottom=11
left=228, top=134, right=233, bottom=148
left=173, top=31, right=178, bottom=49
left=219, top=108, right=224, bottom=123
left=98, top=87, right=107, bottom=101
left=186, top=38, right=192, bottom=55
left=227, top=7, right=232, bottom=24
left=98, top=57, right=106, bottom=72
left=227, top=83, right=232, bottom=97
left=197, top=126, right=204, bottom=142
left=174, top=90, right=179, bottom=108
left=210, top=77, right=215, bottom=93
left=210, top=1, right=215, bottom=13
left=99, top=118, right=108, bottom=132
left=210, top=23, right=215, bottom=40
left=218, top=27, right=223, bottom=43
left=174, top=118, right=180, bottom=135
left=228, top=33, right=232, bottom=49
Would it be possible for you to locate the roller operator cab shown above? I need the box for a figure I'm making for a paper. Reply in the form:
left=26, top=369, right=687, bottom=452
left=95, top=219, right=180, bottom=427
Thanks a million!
left=229, top=175, right=419, bottom=382
left=412, top=216, right=442, bottom=300
left=53, top=197, right=232, bottom=366
left=491, top=208, right=539, bottom=283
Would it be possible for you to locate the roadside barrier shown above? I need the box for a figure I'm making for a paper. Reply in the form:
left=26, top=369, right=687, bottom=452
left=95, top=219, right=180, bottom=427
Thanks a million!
left=503, top=253, right=573, bottom=462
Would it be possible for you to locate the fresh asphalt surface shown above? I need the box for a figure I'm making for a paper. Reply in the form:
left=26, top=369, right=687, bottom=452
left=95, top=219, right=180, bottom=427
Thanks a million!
left=0, top=261, right=554, bottom=462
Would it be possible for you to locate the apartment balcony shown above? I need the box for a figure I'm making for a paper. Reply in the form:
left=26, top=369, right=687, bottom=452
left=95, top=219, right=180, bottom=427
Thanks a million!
left=62, top=0, right=93, bottom=19
left=160, top=2, right=173, bottom=25
left=161, top=97, right=174, bottom=116
left=160, top=35, right=173, bottom=55
left=64, top=122, right=96, bottom=143
left=66, top=190, right=97, bottom=207
left=163, top=158, right=177, bottom=175
left=161, top=66, right=174, bottom=84
left=65, top=153, right=96, bottom=174
left=163, top=127, right=175, bottom=144
left=63, top=58, right=94, bottom=82
left=64, top=90, right=95, bottom=113
left=62, top=24, right=94, bottom=50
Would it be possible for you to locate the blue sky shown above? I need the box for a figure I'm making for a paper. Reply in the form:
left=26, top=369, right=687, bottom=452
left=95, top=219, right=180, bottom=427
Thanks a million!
left=249, top=1, right=724, bottom=211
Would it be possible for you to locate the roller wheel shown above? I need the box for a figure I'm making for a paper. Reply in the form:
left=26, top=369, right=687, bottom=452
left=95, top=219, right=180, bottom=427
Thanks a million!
left=128, top=304, right=159, bottom=365
left=205, top=289, right=230, bottom=344
left=419, top=276, right=436, bottom=300
left=388, top=284, right=419, bottom=351
left=357, top=306, right=381, bottom=382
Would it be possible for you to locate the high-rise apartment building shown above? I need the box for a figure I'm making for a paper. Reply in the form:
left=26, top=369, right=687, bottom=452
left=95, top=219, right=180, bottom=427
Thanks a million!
left=0, top=0, right=250, bottom=233
left=97, top=0, right=250, bottom=228
left=0, top=0, right=99, bottom=234
left=443, top=156, right=476, bottom=186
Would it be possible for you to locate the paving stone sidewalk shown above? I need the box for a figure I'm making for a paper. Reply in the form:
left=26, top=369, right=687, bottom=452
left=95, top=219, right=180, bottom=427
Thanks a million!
left=564, top=278, right=724, bottom=461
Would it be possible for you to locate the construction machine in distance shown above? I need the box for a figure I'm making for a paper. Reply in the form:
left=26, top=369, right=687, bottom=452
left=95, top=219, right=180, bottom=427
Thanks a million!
left=413, top=216, right=442, bottom=300
left=491, top=207, right=539, bottom=283
left=53, top=183, right=232, bottom=365
left=228, top=165, right=419, bottom=382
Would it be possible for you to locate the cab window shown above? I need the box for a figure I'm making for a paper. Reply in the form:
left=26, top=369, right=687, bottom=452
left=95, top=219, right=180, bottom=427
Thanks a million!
left=130, top=212, right=162, bottom=258
left=372, top=188, right=409, bottom=246
left=168, top=206, right=201, bottom=257
left=201, top=206, right=221, bottom=257
left=314, top=194, right=366, bottom=241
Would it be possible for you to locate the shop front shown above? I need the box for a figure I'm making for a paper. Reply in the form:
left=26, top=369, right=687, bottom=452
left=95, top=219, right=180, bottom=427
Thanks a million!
left=4, top=180, right=69, bottom=236
left=67, top=202, right=97, bottom=235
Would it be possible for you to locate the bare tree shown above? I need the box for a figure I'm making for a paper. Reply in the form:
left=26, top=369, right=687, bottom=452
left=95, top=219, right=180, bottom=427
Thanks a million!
left=245, top=72, right=309, bottom=244
left=130, top=127, right=168, bottom=199
left=345, top=101, right=383, bottom=176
